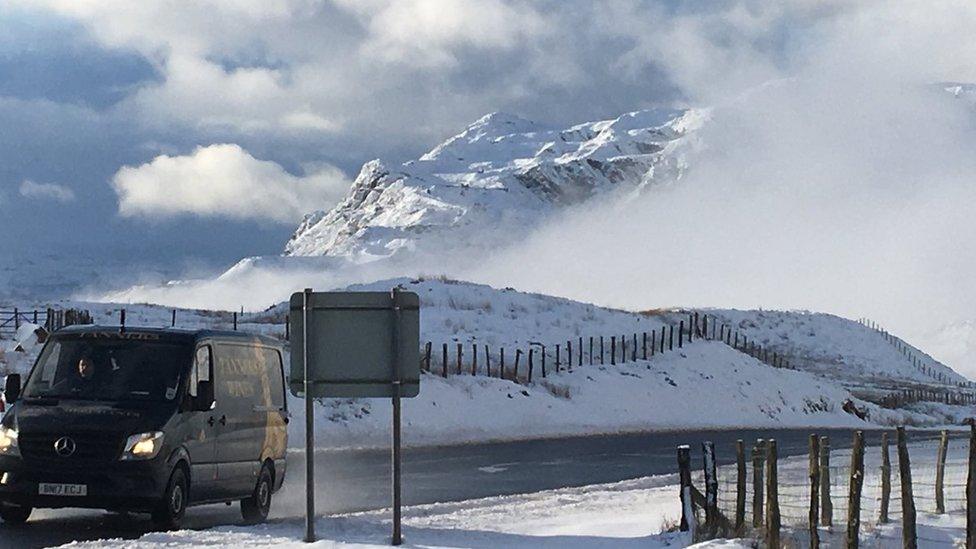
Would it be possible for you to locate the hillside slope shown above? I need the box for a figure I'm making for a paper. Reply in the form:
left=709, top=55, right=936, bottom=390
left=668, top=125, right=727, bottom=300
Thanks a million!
left=8, top=278, right=972, bottom=449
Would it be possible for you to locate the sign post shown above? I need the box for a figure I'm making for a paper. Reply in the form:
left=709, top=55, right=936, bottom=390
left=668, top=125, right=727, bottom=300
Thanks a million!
left=390, top=287, right=403, bottom=544
left=302, top=288, right=314, bottom=543
left=289, top=289, right=421, bottom=545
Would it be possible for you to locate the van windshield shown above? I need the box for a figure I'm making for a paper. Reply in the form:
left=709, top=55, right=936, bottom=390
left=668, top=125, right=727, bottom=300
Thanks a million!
left=23, top=334, right=191, bottom=402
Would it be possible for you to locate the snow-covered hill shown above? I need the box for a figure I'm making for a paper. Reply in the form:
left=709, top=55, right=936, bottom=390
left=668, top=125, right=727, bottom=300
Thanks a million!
left=283, top=109, right=707, bottom=260
left=9, top=278, right=973, bottom=450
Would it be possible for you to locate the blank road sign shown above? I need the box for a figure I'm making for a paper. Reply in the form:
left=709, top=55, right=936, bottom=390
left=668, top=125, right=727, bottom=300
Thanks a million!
left=289, top=291, right=420, bottom=398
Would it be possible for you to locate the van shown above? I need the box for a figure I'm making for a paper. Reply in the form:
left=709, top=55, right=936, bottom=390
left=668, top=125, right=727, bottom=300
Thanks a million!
left=0, top=326, right=288, bottom=529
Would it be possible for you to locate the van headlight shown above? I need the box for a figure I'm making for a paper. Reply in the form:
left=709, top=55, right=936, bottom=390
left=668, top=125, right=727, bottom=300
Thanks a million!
left=0, top=427, right=18, bottom=457
left=120, top=431, right=164, bottom=461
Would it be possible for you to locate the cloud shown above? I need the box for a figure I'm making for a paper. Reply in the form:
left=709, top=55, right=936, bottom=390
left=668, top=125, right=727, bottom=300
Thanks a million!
left=19, top=179, right=75, bottom=202
left=111, top=143, right=350, bottom=223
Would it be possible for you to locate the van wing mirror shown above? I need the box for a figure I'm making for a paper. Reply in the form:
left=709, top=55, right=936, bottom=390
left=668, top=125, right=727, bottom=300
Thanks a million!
left=4, top=374, right=21, bottom=404
left=195, top=380, right=214, bottom=411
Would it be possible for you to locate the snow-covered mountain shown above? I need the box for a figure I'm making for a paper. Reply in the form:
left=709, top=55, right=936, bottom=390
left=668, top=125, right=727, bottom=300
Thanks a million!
left=284, top=108, right=708, bottom=260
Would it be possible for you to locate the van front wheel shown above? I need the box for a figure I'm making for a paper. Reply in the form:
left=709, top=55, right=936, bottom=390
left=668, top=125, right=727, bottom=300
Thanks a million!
left=241, top=465, right=272, bottom=524
left=152, top=467, right=188, bottom=530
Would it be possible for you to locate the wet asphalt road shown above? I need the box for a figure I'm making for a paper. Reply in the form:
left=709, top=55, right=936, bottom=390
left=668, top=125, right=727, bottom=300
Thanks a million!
left=0, top=427, right=952, bottom=548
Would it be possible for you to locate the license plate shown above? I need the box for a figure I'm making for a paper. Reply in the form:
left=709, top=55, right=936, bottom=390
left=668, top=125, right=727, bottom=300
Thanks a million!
left=39, top=483, right=87, bottom=497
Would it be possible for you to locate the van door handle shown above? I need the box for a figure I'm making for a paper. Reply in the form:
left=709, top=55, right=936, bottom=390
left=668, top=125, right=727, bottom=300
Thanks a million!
left=219, top=415, right=227, bottom=426
left=207, top=416, right=216, bottom=427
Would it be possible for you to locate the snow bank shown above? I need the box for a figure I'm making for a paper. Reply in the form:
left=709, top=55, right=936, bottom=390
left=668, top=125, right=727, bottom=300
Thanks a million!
left=293, top=341, right=872, bottom=450
left=56, top=474, right=692, bottom=548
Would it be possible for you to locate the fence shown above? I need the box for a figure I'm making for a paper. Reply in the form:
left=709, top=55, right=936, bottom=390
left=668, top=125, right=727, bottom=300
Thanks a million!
left=680, top=427, right=976, bottom=548
left=416, top=311, right=795, bottom=383
left=859, top=317, right=973, bottom=389
left=0, top=308, right=95, bottom=339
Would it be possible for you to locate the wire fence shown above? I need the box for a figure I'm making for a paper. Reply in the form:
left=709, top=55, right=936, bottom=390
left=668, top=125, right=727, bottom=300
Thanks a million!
left=681, top=429, right=975, bottom=547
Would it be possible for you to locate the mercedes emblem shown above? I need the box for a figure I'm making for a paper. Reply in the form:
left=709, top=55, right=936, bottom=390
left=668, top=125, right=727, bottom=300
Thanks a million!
left=54, top=436, right=76, bottom=457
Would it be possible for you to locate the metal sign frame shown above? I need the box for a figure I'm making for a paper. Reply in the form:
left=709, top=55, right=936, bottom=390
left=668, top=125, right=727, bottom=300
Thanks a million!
left=289, top=291, right=420, bottom=398
left=290, top=288, right=419, bottom=546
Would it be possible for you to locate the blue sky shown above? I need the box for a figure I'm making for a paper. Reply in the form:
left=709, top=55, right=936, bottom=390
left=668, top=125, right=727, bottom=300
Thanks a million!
left=1, top=1, right=973, bottom=298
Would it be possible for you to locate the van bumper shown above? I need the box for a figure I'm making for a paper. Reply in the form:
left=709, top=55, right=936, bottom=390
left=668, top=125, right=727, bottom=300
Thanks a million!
left=0, top=455, right=169, bottom=512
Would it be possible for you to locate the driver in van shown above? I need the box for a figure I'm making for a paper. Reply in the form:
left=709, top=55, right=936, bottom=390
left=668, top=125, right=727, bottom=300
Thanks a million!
left=47, top=356, right=98, bottom=395
left=77, top=357, right=95, bottom=380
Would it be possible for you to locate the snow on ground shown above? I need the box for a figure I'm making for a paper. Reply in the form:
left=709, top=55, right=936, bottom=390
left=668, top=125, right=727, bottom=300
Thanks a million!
left=292, top=341, right=873, bottom=450
left=54, top=474, right=693, bottom=548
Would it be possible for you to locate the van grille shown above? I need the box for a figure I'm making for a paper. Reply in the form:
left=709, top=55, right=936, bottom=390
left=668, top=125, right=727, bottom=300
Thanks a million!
left=19, top=432, right=124, bottom=463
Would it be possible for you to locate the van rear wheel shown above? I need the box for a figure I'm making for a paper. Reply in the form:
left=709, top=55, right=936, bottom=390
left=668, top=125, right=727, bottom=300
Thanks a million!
left=0, top=503, right=32, bottom=524
left=152, top=467, right=188, bottom=530
left=241, top=465, right=273, bottom=524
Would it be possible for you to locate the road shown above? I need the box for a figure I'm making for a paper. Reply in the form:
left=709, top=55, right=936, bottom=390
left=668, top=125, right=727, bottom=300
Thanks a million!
left=0, top=428, right=951, bottom=548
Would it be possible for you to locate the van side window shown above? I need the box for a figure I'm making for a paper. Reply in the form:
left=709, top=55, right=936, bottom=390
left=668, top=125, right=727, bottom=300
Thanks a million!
left=189, top=344, right=212, bottom=397
left=263, top=348, right=285, bottom=409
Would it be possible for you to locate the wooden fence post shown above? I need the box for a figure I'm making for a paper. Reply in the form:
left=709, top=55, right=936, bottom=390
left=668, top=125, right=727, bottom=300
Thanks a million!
left=632, top=333, right=637, bottom=361
left=679, top=321, right=685, bottom=348
left=232, top=311, right=237, bottom=331
left=471, top=343, right=478, bottom=375
left=678, top=445, right=695, bottom=534
left=702, top=314, right=708, bottom=340
left=528, top=349, right=534, bottom=382
left=171, top=309, right=176, bottom=327
left=643, top=332, right=648, bottom=360
left=880, top=432, right=891, bottom=524
left=937, top=429, right=949, bottom=514
left=669, top=325, right=675, bottom=350
left=514, top=349, right=522, bottom=381
left=442, top=343, right=448, bottom=377
left=611, top=336, right=616, bottom=365
left=660, top=326, right=666, bottom=353
left=651, top=331, right=656, bottom=356
left=966, top=422, right=976, bottom=549
left=621, top=335, right=626, bottom=364
left=703, top=441, right=718, bottom=533
left=500, top=347, right=506, bottom=379
left=753, top=439, right=765, bottom=528
left=766, top=439, right=780, bottom=549
left=589, top=337, right=593, bottom=365
left=567, top=340, right=573, bottom=369
left=457, top=343, right=463, bottom=375
left=736, top=439, right=746, bottom=532
left=484, top=345, right=491, bottom=377
left=541, top=345, right=546, bottom=378
left=424, top=342, right=432, bottom=372
left=846, top=430, right=864, bottom=549
left=578, top=337, right=583, bottom=367
left=820, top=435, right=832, bottom=527
left=556, top=344, right=561, bottom=372
left=897, top=427, right=918, bottom=549
left=810, top=434, right=820, bottom=549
